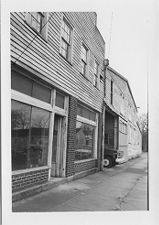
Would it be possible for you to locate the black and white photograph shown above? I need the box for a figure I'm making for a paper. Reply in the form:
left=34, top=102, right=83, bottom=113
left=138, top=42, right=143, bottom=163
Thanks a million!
left=1, top=0, right=158, bottom=224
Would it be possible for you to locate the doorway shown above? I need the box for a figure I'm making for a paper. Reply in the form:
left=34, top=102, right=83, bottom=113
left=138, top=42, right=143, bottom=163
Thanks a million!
left=51, top=114, right=64, bottom=177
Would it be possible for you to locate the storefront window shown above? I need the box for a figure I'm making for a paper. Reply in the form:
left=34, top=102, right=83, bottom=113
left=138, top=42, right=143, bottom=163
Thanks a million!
left=75, top=121, right=95, bottom=161
left=11, top=100, right=50, bottom=171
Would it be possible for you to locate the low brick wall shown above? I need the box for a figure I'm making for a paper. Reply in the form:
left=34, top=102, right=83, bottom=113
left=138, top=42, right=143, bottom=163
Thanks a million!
left=75, top=159, right=97, bottom=173
left=12, top=168, right=49, bottom=193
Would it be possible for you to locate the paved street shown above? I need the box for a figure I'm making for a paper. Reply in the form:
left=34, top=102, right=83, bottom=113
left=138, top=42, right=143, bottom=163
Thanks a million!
left=13, top=153, right=148, bottom=212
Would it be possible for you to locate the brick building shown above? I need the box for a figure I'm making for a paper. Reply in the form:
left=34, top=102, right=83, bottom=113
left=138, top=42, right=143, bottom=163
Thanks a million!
left=11, top=12, right=105, bottom=197
left=103, top=66, right=142, bottom=166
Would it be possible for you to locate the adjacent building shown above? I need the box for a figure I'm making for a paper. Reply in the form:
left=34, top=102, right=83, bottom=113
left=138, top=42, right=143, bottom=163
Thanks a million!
left=103, top=66, right=142, bottom=166
left=10, top=12, right=141, bottom=200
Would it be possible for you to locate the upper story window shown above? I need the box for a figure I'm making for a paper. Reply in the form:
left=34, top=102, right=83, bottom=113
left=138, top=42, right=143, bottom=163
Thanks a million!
left=111, top=80, right=113, bottom=105
left=60, top=18, right=72, bottom=61
left=93, top=61, right=98, bottom=87
left=25, top=12, right=47, bottom=39
left=81, top=44, right=88, bottom=76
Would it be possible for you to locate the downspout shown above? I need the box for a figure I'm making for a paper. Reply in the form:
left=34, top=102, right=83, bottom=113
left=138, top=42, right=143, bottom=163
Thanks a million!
left=101, top=59, right=109, bottom=171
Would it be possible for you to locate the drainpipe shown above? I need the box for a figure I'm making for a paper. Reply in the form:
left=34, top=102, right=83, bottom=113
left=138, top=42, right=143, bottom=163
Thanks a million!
left=101, top=58, right=109, bottom=171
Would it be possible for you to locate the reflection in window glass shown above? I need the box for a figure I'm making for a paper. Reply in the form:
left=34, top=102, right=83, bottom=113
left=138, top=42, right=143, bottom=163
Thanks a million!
left=11, top=100, right=50, bottom=171
left=75, top=121, right=95, bottom=161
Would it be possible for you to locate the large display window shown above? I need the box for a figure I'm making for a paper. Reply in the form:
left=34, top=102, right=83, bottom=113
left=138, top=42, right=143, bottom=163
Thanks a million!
left=75, top=104, right=98, bottom=161
left=11, top=100, right=50, bottom=170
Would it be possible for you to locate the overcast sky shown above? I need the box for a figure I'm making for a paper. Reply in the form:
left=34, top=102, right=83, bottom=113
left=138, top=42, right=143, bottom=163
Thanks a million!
left=94, top=0, right=156, bottom=114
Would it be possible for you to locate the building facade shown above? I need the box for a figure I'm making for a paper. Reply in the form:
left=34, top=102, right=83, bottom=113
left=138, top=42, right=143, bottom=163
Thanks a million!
left=103, top=66, right=142, bottom=165
left=11, top=12, right=105, bottom=195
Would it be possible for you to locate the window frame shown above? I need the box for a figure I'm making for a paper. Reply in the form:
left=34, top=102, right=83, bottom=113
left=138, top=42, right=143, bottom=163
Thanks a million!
left=93, top=60, right=99, bottom=88
left=75, top=104, right=98, bottom=161
left=80, top=43, right=89, bottom=77
left=60, top=16, right=73, bottom=63
left=111, top=79, right=113, bottom=105
left=25, top=12, right=48, bottom=40
left=11, top=69, right=69, bottom=176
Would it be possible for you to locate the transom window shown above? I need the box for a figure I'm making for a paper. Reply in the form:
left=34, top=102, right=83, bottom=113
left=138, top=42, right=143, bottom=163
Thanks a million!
left=60, top=18, right=72, bottom=61
left=93, top=61, right=98, bottom=87
left=11, top=70, right=51, bottom=103
left=81, top=44, right=88, bottom=76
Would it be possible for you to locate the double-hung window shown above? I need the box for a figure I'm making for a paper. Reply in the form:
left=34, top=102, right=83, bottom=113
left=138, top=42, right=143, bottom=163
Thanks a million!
left=81, top=44, right=88, bottom=76
left=93, top=61, right=98, bottom=87
left=25, top=12, right=47, bottom=38
left=60, top=18, right=72, bottom=61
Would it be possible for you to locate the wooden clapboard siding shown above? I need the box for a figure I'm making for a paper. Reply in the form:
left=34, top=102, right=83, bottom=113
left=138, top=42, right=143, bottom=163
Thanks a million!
left=10, top=12, right=105, bottom=112
left=106, top=67, right=139, bottom=128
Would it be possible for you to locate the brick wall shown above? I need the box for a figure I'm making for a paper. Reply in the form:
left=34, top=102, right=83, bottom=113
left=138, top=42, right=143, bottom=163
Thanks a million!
left=75, top=159, right=97, bottom=173
left=66, top=96, right=77, bottom=177
left=12, top=168, right=49, bottom=192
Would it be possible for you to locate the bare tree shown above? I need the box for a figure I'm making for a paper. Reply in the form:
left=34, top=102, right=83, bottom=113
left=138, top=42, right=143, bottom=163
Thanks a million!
left=138, top=113, right=148, bottom=152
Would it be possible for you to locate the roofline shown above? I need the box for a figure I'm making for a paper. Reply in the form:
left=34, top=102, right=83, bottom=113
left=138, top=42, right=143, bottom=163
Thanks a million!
left=95, top=26, right=105, bottom=45
left=107, top=66, right=138, bottom=111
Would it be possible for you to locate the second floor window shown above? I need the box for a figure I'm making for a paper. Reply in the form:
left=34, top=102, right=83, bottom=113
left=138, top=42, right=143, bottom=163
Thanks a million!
left=25, top=12, right=47, bottom=38
left=81, top=44, right=88, bottom=76
left=93, top=61, right=98, bottom=87
left=111, top=80, right=113, bottom=105
left=60, top=18, right=72, bottom=61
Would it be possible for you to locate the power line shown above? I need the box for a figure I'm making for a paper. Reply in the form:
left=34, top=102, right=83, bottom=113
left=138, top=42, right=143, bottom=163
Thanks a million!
left=108, top=12, right=114, bottom=59
left=14, top=12, right=54, bottom=64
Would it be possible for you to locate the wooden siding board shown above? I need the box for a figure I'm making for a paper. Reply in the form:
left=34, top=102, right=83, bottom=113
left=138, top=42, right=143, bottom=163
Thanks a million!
left=11, top=12, right=105, bottom=112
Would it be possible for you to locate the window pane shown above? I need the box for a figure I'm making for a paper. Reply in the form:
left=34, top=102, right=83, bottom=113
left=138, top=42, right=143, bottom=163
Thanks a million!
left=29, top=12, right=43, bottom=33
left=75, top=121, right=95, bottom=161
left=11, top=71, right=33, bottom=96
left=81, top=61, right=86, bottom=75
left=55, top=92, right=65, bottom=109
left=30, top=107, right=50, bottom=168
left=11, top=100, right=31, bottom=171
left=32, top=82, right=51, bottom=103
left=11, top=100, right=50, bottom=171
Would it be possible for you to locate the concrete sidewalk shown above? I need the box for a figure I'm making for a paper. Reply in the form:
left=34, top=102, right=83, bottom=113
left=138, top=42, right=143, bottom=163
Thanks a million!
left=13, top=154, right=148, bottom=212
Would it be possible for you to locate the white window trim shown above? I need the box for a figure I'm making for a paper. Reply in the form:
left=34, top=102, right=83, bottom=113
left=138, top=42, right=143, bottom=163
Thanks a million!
left=12, top=89, right=53, bottom=112
left=76, top=115, right=97, bottom=126
left=12, top=166, right=50, bottom=176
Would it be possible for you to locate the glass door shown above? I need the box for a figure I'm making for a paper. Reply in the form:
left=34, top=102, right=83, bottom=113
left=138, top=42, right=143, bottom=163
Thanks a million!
left=51, top=114, right=63, bottom=177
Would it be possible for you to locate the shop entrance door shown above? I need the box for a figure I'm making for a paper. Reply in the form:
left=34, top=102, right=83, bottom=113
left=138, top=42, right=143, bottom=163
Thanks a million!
left=51, top=114, right=64, bottom=177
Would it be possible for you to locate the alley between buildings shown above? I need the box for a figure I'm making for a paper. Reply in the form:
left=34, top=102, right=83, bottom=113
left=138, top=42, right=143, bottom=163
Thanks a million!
left=13, top=153, right=148, bottom=212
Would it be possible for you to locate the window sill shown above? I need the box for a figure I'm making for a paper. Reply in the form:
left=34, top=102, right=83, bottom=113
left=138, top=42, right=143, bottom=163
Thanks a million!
left=12, top=166, right=50, bottom=176
left=80, top=73, right=100, bottom=90
left=75, top=158, right=97, bottom=164
left=24, top=21, right=48, bottom=43
left=59, top=53, right=73, bottom=66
